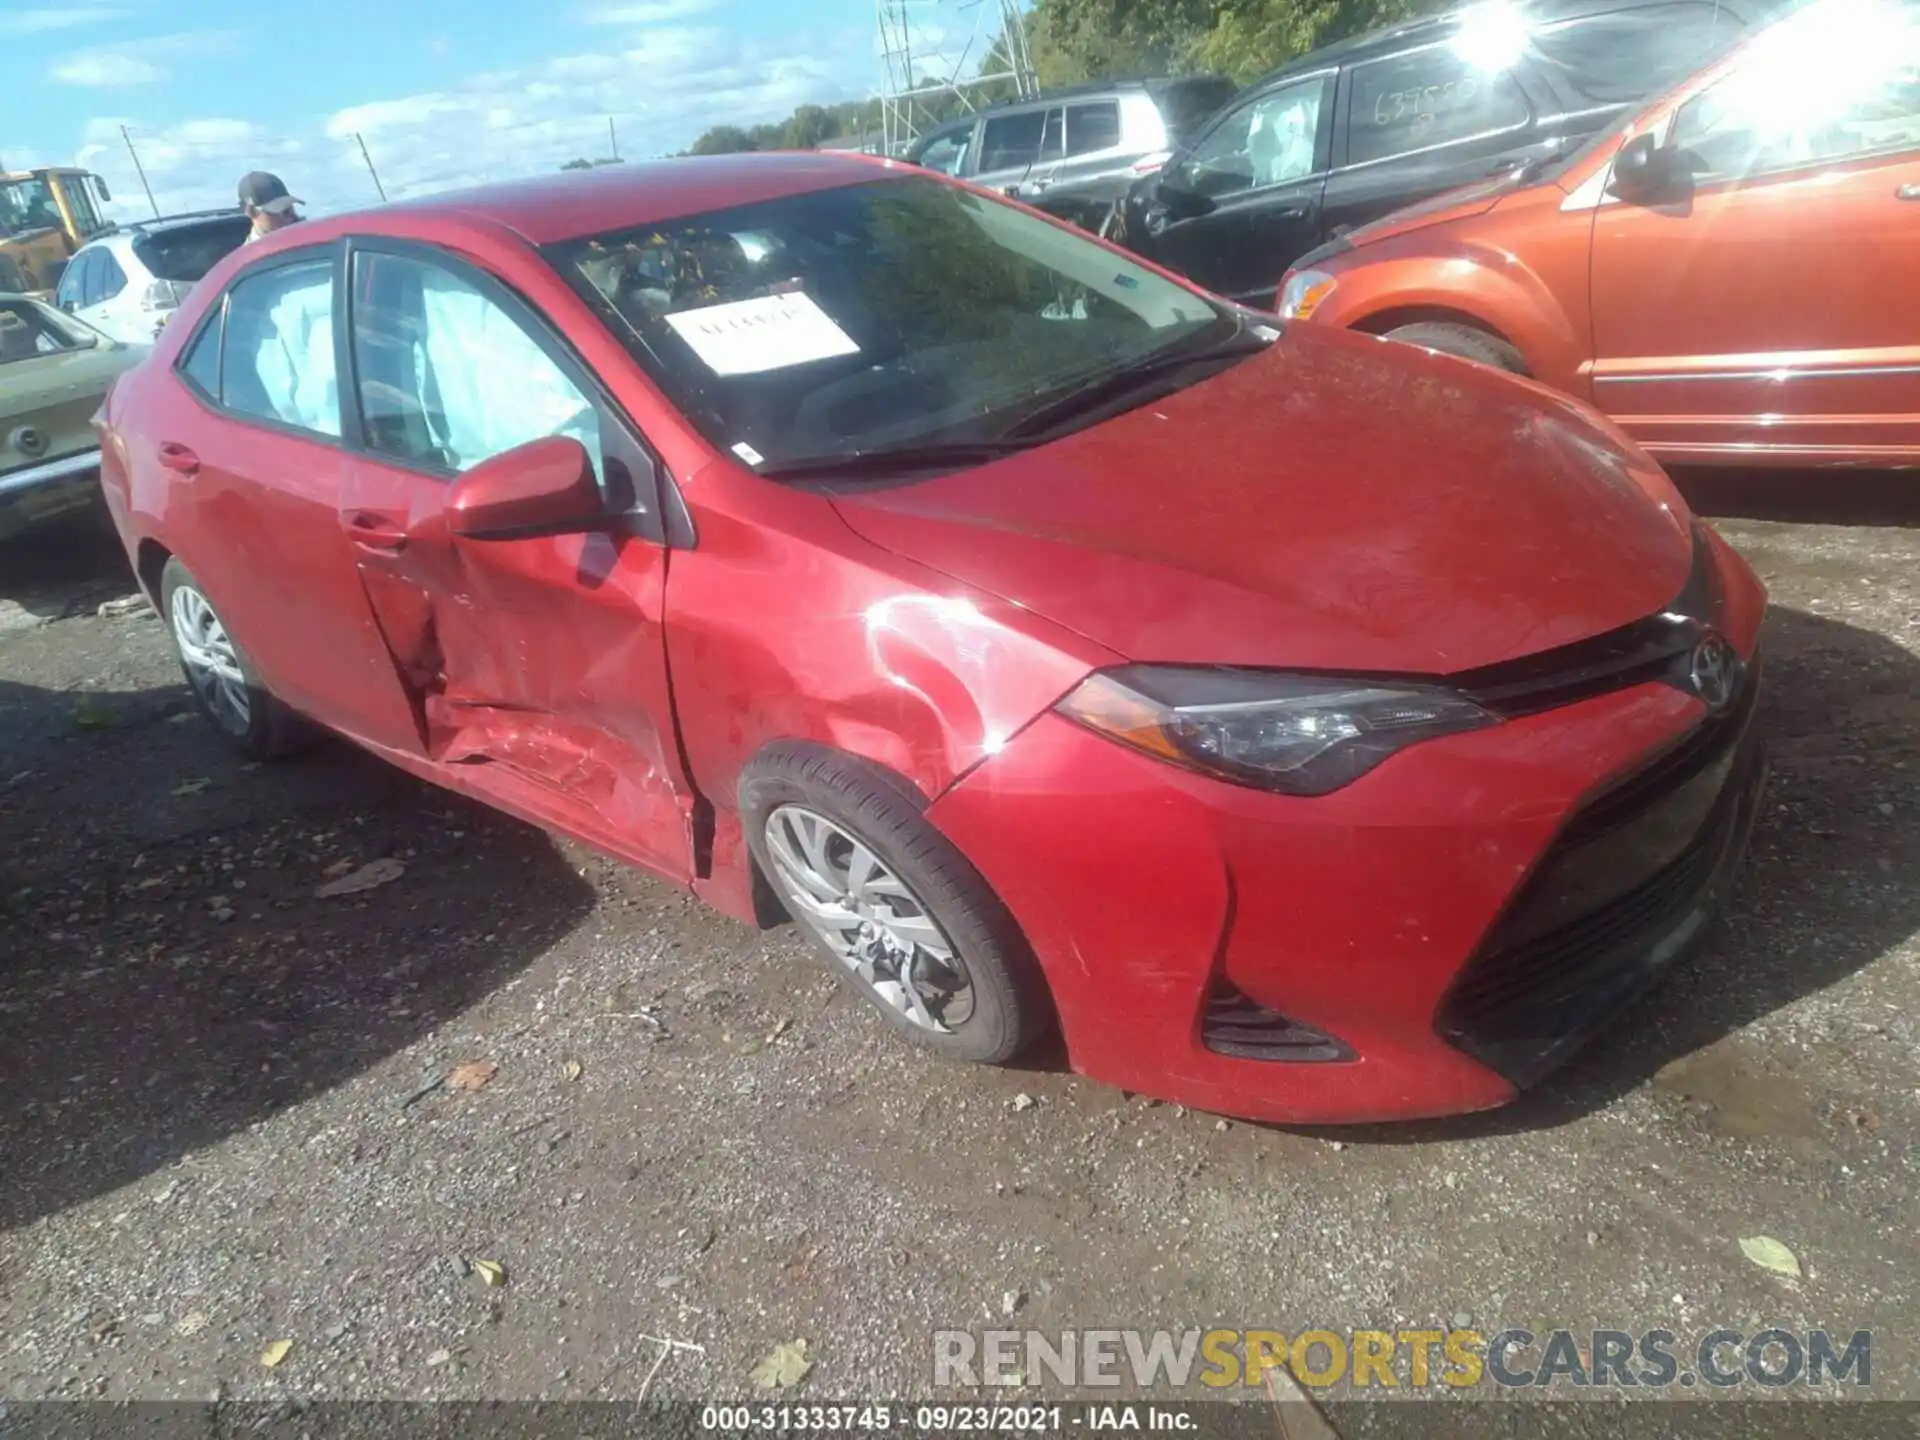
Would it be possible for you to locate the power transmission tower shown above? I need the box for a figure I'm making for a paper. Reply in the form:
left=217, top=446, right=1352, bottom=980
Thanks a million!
left=877, top=0, right=1037, bottom=155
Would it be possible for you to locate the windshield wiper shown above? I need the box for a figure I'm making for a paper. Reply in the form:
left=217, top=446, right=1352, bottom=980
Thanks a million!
left=997, top=327, right=1275, bottom=443
left=753, top=440, right=1034, bottom=483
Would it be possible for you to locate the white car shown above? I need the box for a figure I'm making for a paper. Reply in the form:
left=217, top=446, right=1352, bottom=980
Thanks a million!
left=56, top=211, right=251, bottom=345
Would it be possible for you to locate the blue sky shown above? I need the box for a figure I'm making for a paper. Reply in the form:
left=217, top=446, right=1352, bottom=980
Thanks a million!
left=2, top=0, right=987, bottom=219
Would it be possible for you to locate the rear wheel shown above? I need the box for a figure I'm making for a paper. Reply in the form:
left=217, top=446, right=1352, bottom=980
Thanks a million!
left=1383, top=321, right=1528, bottom=375
left=160, top=556, right=311, bottom=760
left=742, top=744, right=1050, bottom=1064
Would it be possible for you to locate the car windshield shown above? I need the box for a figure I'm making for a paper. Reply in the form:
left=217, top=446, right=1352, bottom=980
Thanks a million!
left=0, top=297, right=94, bottom=363
left=133, top=216, right=252, bottom=282
left=544, top=174, right=1233, bottom=471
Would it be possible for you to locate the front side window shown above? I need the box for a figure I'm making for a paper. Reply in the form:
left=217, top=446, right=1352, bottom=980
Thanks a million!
left=915, top=127, right=973, bottom=175
left=1175, top=77, right=1332, bottom=197
left=978, top=110, right=1049, bottom=171
left=1671, top=0, right=1920, bottom=179
left=0, top=298, right=93, bottom=363
left=95, top=250, right=128, bottom=302
left=350, top=250, right=600, bottom=475
left=219, top=257, right=340, bottom=437
left=61, top=176, right=105, bottom=238
left=1534, top=5, right=1743, bottom=106
left=1347, top=45, right=1531, bottom=164
left=1067, top=101, right=1123, bottom=156
left=546, top=176, right=1226, bottom=470
left=57, top=251, right=92, bottom=309
left=0, top=178, right=60, bottom=236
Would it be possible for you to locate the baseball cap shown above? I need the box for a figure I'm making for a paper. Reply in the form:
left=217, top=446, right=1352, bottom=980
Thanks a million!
left=238, top=171, right=302, bottom=215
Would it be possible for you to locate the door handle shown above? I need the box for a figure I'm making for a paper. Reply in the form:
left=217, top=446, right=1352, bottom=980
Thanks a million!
left=346, top=512, right=408, bottom=553
left=157, top=442, right=199, bottom=477
left=1898, top=184, right=1920, bottom=200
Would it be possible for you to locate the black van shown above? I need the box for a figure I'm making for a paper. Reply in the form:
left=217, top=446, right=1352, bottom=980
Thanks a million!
left=1115, top=0, right=1765, bottom=305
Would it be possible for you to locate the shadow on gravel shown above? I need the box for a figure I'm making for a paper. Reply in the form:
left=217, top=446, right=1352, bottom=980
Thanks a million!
left=0, top=675, right=597, bottom=1231
left=0, top=514, right=135, bottom=624
left=1299, top=602, right=1920, bottom=1143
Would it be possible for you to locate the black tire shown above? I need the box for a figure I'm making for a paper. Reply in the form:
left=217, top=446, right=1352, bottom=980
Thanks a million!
left=741, top=743, right=1052, bottom=1064
left=159, top=556, right=313, bottom=761
left=1383, top=321, right=1528, bottom=375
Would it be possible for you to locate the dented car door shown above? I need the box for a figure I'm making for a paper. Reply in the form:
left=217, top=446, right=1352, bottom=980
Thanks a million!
left=335, top=240, right=696, bottom=882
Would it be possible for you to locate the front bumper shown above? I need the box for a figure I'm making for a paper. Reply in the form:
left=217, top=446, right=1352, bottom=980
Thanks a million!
left=0, top=448, right=102, bottom=542
left=926, top=542, right=1766, bottom=1125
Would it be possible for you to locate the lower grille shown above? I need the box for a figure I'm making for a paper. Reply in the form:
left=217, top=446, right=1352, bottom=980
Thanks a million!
left=1202, top=985, right=1352, bottom=1063
left=1437, top=677, right=1765, bottom=1087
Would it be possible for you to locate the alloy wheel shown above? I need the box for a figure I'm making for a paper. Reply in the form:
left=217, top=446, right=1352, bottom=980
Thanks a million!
left=169, top=583, right=250, bottom=735
left=763, top=803, right=975, bottom=1032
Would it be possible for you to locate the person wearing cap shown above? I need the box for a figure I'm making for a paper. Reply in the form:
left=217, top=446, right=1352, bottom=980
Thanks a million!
left=238, top=171, right=304, bottom=242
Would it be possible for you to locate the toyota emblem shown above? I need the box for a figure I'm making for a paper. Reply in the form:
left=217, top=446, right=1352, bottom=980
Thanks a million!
left=1689, top=635, right=1738, bottom=712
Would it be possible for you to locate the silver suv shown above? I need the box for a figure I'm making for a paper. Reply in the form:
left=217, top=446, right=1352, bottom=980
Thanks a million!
left=906, top=77, right=1236, bottom=226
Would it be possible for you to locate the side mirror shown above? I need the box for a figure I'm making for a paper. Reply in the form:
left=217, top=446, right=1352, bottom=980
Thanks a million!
left=95, top=177, right=113, bottom=203
left=447, top=435, right=604, bottom=541
left=1154, top=174, right=1216, bottom=220
left=1608, top=132, right=1688, bottom=203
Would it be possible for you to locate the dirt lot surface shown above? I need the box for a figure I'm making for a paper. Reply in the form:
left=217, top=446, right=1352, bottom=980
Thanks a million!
left=2, top=475, right=1917, bottom=1423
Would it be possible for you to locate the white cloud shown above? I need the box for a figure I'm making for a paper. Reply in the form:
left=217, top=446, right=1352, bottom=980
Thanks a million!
left=52, top=51, right=165, bottom=85
left=51, top=29, right=241, bottom=87
left=0, top=5, right=131, bottom=35
left=581, top=0, right=717, bottom=24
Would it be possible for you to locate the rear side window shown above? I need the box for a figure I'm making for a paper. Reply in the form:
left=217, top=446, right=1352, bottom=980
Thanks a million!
left=134, top=218, right=252, bottom=283
left=1534, top=5, right=1743, bottom=106
left=1067, top=101, right=1123, bottom=156
left=915, top=126, right=973, bottom=175
left=1347, top=45, right=1531, bottom=163
left=178, top=306, right=223, bottom=399
left=218, top=257, right=340, bottom=437
left=979, top=110, right=1048, bottom=170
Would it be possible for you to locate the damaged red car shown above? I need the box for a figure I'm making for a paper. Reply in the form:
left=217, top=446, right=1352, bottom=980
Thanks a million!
left=96, top=155, right=1767, bottom=1124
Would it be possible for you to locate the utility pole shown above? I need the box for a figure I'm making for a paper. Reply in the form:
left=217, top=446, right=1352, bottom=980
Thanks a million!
left=354, top=132, right=388, bottom=201
left=120, top=125, right=160, bottom=218
left=607, top=116, right=620, bottom=162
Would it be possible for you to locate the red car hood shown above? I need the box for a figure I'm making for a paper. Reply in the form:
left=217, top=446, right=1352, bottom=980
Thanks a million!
left=830, top=327, right=1691, bottom=675
left=1339, top=173, right=1518, bottom=248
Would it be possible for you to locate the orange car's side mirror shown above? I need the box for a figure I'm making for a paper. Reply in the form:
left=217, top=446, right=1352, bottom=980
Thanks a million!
left=447, top=435, right=604, bottom=542
left=1609, top=132, right=1690, bottom=204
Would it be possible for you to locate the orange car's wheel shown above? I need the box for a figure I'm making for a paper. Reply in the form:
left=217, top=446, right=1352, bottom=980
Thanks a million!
left=1385, top=322, right=1528, bottom=376
left=160, top=557, right=313, bottom=762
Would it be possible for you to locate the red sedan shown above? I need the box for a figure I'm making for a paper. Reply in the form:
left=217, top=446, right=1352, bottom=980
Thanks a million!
left=95, top=155, right=1767, bottom=1124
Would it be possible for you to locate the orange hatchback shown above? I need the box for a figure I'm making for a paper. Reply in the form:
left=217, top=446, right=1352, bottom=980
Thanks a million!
left=1279, top=0, right=1920, bottom=467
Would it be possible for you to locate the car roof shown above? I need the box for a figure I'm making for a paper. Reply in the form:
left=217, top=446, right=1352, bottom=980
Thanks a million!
left=81, top=211, right=250, bottom=252
left=346, top=151, right=905, bottom=248
left=1248, top=0, right=1756, bottom=85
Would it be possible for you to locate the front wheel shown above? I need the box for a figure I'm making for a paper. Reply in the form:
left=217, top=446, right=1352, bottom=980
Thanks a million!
left=160, top=556, right=312, bottom=761
left=742, top=744, right=1051, bottom=1064
left=1383, top=321, right=1528, bottom=375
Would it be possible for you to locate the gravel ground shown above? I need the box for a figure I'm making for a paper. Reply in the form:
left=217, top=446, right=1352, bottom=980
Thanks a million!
left=1, top=479, right=1916, bottom=1422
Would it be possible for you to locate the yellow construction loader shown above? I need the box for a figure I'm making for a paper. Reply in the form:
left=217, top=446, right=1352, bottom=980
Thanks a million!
left=0, top=167, right=117, bottom=297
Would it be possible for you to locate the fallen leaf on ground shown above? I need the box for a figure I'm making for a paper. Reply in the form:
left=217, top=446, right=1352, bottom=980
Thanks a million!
left=426, top=1348, right=453, bottom=1367
left=97, top=595, right=149, bottom=618
left=470, top=1258, right=506, bottom=1288
left=1739, top=1236, right=1802, bottom=1278
left=1838, top=1106, right=1882, bottom=1135
left=750, top=1338, right=813, bottom=1390
left=259, top=1339, right=293, bottom=1368
left=1010, top=1092, right=1036, bottom=1112
left=561, top=1060, right=584, bottom=1083
left=448, top=1060, right=498, bottom=1093
left=174, top=1312, right=208, bottom=1337
left=171, top=778, right=212, bottom=797
left=73, top=705, right=115, bottom=729
left=321, top=858, right=356, bottom=879
left=315, top=857, right=405, bottom=898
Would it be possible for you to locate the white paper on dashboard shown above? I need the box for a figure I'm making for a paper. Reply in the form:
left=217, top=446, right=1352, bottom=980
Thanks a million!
left=664, top=292, right=860, bottom=376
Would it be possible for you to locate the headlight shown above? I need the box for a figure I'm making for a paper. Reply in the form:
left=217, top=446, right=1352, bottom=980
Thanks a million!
left=1277, top=268, right=1337, bottom=321
left=1056, top=666, right=1496, bottom=796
